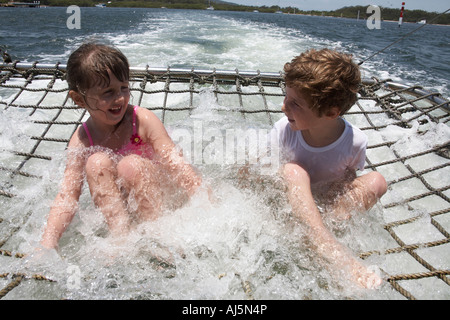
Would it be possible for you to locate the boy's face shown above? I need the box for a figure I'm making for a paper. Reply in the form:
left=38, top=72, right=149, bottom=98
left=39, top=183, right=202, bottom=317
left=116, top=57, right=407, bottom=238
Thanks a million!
left=282, top=86, right=324, bottom=131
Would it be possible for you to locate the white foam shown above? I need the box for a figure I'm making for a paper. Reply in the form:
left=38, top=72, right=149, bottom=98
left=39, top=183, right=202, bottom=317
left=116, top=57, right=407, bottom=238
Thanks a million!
left=1, top=10, right=448, bottom=300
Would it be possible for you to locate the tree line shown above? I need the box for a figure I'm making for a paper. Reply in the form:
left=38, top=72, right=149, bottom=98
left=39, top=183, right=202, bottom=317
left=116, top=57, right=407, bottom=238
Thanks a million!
left=319, top=5, right=449, bottom=25
left=2, top=1, right=448, bottom=24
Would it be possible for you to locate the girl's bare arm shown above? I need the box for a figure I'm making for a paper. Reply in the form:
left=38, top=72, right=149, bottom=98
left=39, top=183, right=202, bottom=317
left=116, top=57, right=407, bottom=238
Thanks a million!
left=41, top=137, right=86, bottom=249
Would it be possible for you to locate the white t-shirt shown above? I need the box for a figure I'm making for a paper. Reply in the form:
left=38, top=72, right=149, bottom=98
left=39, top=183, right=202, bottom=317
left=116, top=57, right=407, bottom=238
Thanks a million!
left=272, top=116, right=367, bottom=184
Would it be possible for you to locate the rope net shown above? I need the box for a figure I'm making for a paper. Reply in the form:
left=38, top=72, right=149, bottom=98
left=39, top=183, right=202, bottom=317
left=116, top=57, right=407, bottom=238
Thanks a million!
left=0, top=62, right=449, bottom=300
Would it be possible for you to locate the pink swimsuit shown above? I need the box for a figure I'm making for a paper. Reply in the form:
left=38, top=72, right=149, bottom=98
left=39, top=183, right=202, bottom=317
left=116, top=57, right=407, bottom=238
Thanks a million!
left=82, top=105, right=154, bottom=159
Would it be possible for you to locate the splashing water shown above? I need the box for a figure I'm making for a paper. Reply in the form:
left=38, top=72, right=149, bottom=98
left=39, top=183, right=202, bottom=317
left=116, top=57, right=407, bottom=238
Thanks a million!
left=0, top=85, right=409, bottom=300
left=1, top=8, right=449, bottom=300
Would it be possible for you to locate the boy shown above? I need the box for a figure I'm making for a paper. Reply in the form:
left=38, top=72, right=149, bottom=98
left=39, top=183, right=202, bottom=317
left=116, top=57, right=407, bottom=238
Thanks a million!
left=276, top=48, right=387, bottom=289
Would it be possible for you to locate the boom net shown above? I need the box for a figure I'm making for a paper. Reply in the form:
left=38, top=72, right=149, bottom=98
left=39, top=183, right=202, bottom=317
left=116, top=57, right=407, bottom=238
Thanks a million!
left=0, top=62, right=449, bottom=300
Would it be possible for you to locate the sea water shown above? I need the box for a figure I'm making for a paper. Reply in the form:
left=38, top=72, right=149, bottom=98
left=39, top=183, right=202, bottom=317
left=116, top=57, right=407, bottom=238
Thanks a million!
left=0, top=97, right=402, bottom=300
left=0, top=7, right=449, bottom=300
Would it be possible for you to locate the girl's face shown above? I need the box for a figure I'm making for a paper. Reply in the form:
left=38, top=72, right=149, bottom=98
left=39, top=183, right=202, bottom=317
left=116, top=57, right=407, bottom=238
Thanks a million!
left=77, top=70, right=130, bottom=126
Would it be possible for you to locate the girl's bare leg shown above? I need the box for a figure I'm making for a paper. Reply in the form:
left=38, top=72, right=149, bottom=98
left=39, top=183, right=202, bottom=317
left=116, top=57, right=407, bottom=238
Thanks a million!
left=85, top=152, right=130, bottom=234
left=117, top=154, right=163, bottom=222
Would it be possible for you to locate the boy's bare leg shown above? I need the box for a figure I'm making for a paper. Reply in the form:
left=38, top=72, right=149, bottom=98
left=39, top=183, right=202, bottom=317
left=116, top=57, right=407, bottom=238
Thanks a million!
left=282, top=162, right=382, bottom=289
left=85, top=152, right=130, bottom=234
left=324, top=171, right=387, bottom=220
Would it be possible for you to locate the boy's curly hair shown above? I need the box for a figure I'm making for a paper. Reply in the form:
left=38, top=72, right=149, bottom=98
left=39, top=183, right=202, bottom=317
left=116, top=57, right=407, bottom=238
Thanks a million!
left=284, top=48, right=360, bottom=116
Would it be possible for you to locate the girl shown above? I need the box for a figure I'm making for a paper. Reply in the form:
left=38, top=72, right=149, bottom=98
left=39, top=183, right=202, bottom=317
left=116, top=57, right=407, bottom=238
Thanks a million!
left=41, top=43, right=202, bottom=249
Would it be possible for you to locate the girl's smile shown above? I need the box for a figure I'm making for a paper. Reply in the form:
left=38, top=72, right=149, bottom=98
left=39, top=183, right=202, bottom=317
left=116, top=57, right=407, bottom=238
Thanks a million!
left=109, top=105, right=123, bottom=115
left=82, top=70, right=130, bottom=126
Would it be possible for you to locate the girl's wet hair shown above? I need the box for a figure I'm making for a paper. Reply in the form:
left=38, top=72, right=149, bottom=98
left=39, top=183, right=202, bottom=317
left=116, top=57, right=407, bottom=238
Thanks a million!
left=66, top=42, right=129, bottom=94
left=284, top=48, right=360, bottom=116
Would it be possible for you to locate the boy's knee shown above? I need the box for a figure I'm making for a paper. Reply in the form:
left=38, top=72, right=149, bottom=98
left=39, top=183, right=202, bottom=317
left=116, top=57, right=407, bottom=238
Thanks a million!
left=373, top=172, right=387, bottom=198
left=365, top=171, right=387, bottom=199
left=282, top=162, right=310, bottom=183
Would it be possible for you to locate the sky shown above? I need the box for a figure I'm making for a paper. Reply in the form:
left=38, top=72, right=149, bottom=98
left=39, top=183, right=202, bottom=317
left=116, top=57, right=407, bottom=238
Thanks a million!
left=229, top=1, right=449, bottom=13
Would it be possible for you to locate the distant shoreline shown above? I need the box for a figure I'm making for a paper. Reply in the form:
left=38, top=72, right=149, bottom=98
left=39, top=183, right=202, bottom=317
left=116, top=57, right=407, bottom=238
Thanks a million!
left=1, top=2, right=448, bottom=25
left=298, top=14, right=450, bottom=27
